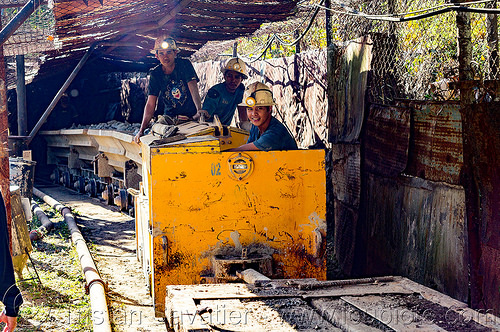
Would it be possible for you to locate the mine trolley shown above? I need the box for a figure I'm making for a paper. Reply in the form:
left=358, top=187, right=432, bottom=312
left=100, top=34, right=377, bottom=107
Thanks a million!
left=133, top=120, right=328, bottom=317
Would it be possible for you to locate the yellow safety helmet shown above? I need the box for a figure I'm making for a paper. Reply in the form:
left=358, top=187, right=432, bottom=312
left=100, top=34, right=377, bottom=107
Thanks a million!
left=243, top=82, right=275, bottom=107
left=223, top=58, right=248, bottom=79
left=151, top=37, right=178, bottom=54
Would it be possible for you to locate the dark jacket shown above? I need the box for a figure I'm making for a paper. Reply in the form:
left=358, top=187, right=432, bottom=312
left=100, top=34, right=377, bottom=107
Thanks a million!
left=0, top=192, right=23, bottom=317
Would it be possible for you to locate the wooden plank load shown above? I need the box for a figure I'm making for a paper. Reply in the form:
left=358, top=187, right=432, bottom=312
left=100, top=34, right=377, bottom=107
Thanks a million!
left=165, top=276, right=500, bottom=332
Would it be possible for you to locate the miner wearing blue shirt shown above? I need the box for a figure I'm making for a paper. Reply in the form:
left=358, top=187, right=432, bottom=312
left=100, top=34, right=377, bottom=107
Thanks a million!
left=1, top=191, right=23, bottom=332
left=194, top=58, right=247, bottom=125
left=134, top=36, right=202, bottom=143
left=232, top=82, right=297, bottom=151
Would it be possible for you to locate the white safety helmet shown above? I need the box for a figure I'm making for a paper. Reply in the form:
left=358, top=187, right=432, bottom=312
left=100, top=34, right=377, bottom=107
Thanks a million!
left=243, top=82, right=275, bottom=107
left=151, top=37, right=178, bottom=54
left=223, top=58, right=248, bottom=79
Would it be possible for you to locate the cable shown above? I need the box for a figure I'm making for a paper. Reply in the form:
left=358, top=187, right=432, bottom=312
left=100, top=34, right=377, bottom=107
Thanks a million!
left=241, top=0, right=325, bottom=63
left=312, top=0, right=500, bottom=22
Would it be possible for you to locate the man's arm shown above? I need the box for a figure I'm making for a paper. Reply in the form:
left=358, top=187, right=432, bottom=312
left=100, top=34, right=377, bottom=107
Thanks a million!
left=0, top=311, right=17, bottom=332
left=187, top=80, right=202, bottom=114
left=134, top=95, right=157, bottom=143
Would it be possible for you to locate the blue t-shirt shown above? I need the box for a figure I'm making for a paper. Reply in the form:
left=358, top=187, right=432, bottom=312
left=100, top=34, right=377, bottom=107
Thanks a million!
left=248, top=116, right=298, bottom=151
left=202, top=83, right=244, bottom=125
left=147, top=58, right=199, bottom=117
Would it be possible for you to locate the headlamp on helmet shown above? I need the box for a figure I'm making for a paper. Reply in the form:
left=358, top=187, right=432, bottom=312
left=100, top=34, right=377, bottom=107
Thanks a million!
left=223, top=58, right=248, bottom=79
left=243, top=82, right=275, bottom=107
left=151, top=37, right=178, bottom=54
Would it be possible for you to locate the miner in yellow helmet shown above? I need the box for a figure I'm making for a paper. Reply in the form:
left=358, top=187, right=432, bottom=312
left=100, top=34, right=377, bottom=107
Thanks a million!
left=134, top=36, right=202, bottom=143
left=193, top=57, right=247, bottom=125
left=232, top=82, right=297, bottom=151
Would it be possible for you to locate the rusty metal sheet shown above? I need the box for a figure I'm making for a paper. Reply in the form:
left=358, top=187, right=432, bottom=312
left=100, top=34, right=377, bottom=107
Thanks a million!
left=331, top=143, right=360, bottom=207
left=334, top=198, right=358, bottom=276
left=330, top=143, right=360, bottom=277
left=328, top=36, right=373, bottom=143
left=364, top=104, right=410, bottom=177
left=363, top=173, right=468, bottom=303
left=399, top=101, right=463, bottom=185
left=461, top=102, right=500, bottom=314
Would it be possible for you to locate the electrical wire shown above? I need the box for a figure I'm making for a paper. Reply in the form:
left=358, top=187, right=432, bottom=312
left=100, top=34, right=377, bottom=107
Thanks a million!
left=312, top=0, right=500, bottom=22
left=241, top=0, right=324, bottom=63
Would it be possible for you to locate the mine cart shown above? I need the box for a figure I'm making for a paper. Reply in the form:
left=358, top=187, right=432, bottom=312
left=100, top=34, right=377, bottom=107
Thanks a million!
left=135, top=121, right=327, bottom=316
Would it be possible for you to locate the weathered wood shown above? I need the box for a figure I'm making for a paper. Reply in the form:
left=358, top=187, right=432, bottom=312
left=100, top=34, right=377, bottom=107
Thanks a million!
left=342, top=295, right=446, bottom=331
left=303, top=282, right=414, bottom=299
left=298, top=276, right=396, bottom=290
left=165, top=278, right=499, bottom=331
left=328, top=36, right=373, bottom=143
left=311, top=298, right=384, bottom=332
left=166, top=292, right=210, bottom=332
left=237, top=268, right=270, bottom=284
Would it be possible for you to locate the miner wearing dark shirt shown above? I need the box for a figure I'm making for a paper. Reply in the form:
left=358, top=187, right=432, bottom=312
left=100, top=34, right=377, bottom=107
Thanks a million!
left=134, top=36, right=202, bottom=143
left=232, top=82, right=297, bottom=151
left=194, top=58, right=247, bottom=125
left=0, top=191, right=23, bottom=332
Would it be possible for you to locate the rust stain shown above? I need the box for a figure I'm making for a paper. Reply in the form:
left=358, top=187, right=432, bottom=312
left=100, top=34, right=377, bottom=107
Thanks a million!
left=275, top=167, right=296, bottom=181
left=364, top=104, right=410, bottom=177
left=400, top=101, right=463, bottom=185
left=167, top=171, right=187, bottom=181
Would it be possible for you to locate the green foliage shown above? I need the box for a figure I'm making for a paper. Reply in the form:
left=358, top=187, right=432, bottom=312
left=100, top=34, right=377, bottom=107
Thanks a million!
left=15, top=204, right=92, bottom=331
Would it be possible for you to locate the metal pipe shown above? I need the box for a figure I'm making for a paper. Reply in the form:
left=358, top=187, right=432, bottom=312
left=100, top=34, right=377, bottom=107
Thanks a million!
left=33, top=187, right=112, bottom=332
left=29, top=202, right=54, bottom=241
left=27, top=45, right=96, bottom=145
left=0, top=0, right=41, bottom=46
left=16, top=55, right=27, bottom=136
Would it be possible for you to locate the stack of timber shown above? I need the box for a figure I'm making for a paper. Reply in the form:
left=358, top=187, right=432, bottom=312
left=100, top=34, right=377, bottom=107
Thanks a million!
left=165, top=276, right=500, bottom=331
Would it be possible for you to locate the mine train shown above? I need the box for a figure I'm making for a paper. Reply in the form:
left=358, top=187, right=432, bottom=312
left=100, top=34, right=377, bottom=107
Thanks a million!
left=41, top=119, right=328, bottom=317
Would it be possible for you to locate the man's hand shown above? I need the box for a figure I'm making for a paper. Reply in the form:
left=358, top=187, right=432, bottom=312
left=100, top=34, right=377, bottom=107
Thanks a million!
left=193, top=109, right=209, bottom=122
left=133, top=131, right=144, bottom=144
left=0, top=311, right=18, bottom=332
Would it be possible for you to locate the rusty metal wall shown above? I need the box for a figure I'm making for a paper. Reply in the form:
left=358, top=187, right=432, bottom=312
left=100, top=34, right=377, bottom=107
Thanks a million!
left=364, top=104, right=410, bottom=177
left=354, top=101, right=469, bottom=303
left=330, top=143, right=360, bottom=276
left=461, top=102, right=500, bottom=315
left=399, top=101, right=464, bottom=185
left=363, top=173, right=468, bottom=302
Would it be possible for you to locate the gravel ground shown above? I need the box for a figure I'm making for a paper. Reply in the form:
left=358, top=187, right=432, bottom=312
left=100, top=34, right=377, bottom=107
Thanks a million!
left=30, top=183, right=167, bottom=332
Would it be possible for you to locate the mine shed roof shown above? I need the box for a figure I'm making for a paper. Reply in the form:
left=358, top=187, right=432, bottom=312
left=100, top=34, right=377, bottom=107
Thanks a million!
left=22, top=0, right=298, bottom=80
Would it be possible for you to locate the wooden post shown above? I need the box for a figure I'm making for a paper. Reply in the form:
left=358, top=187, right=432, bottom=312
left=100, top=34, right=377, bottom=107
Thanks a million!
left=0, top=14, right=12, bottom=252
left=16, top=54, right=27, bottom=136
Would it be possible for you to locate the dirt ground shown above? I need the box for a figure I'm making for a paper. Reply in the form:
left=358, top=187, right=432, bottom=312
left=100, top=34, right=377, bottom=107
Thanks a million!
left=34, top=183, right=167, bottom=332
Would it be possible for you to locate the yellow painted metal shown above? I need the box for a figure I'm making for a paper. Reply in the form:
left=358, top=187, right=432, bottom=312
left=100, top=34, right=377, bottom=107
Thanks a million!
left=138, top=124, right=327, bottom=317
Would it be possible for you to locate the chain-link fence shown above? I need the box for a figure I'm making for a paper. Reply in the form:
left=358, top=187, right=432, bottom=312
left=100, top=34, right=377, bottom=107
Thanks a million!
left=1, top=0, right=58, bottom=56
left=323, top=0, right=498, bottom=103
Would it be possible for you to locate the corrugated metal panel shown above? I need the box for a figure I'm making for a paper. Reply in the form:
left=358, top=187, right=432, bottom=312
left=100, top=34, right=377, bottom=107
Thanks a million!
left=399, top=101, right=463, bottom=185
left=364, top=104, right=410, bottom=177
left=363, top=173, right=468, bottom=303
left=461, top=102, right=500, bottom=314
left=34, top=0, right=298, bottom=76
left=328, top=36, right=373, bottom=143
